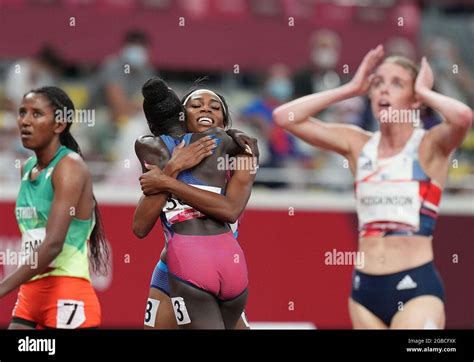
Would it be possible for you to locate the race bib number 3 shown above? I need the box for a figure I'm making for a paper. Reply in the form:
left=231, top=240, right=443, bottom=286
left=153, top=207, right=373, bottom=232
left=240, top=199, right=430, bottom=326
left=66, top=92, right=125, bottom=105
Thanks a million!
left=171, top=297, right=191, bottom=325
left=144, top=298, right=160, bottom=327
left=163, top=185, right=222, bottom=225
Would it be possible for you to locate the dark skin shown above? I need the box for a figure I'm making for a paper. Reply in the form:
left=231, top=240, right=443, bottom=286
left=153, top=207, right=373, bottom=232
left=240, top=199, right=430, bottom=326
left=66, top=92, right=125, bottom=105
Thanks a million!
left=134, top=90, right=257, bottom=329
left=133, top=133, right=219, bottom=238
left=0, top=93, right=94, bottom=329
left=141, top=153, right=257, bottom=224
left=134, top=91, right=258, bottom=238
left=135, top=127, right=243, bottom=236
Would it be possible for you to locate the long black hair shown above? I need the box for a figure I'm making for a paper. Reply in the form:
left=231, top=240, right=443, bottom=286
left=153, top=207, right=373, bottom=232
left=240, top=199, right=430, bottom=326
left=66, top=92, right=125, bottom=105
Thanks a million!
left=26, top=86, right=110, bottom=275
left=181, top=77, right=232, bottom=130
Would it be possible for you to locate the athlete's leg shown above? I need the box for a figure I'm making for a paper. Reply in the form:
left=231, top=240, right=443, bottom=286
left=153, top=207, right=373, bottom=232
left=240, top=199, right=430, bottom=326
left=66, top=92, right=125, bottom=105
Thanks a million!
left=145, top=259, right=176, bottom=329
left=38, top=277, right=101, bottom=329
left=348, top=298, right=388, bottom=329
left=144, top=287, right=177, bottom=329
left=10, top=285, right=39, bottom=329
left=235, top=311, right=251, bottom=330
left=8, top=318, right=36, bottom=330
left=169, top=277, right=224, bottom=329
left=220, top=289, right=248, bottom=329
left=390, top=296, right=445, bottom=329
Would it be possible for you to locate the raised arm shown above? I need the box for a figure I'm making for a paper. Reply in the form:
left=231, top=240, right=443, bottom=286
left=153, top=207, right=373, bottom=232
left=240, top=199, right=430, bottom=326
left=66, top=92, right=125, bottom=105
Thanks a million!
left=0, top=155, right=88, bottom=297
left=273, top=46, right=385, bottom=164
left=416, top=57, right=473, bottom=156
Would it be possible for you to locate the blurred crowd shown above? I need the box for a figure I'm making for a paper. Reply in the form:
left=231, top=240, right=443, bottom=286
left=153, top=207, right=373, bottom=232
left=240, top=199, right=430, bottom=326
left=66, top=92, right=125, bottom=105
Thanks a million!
left=0, top=26, right=473, bottom=192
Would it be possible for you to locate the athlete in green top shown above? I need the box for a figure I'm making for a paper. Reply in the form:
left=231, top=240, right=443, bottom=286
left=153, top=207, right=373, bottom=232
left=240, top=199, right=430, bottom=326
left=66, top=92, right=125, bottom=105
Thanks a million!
left=0, top=86, right=109, bottom=329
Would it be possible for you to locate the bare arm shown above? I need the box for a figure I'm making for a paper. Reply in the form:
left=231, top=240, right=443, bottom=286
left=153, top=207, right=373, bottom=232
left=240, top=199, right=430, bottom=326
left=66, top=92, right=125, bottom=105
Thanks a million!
left=226, top=128, right=260, bottom=159
left=273, top=46, right=385, bottom=161
left=416, top=57, right=473, bottom=156
left=201, top=127, right=246, bottom=157
left=133, top=136, right=175, bottom=239
left=273, top=85, right=370, bottom=157
left=133, top=135, right=218, bottom=238
left=0, top=155, right=88, bottom=297
left=142, top=154, right=257, bottom=224
left=133, top=167, right=176, bottom=239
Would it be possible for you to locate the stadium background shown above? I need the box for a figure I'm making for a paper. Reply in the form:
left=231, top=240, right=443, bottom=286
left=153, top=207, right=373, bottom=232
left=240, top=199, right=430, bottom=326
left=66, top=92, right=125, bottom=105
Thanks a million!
left=0, top=0, right=473, bottom=328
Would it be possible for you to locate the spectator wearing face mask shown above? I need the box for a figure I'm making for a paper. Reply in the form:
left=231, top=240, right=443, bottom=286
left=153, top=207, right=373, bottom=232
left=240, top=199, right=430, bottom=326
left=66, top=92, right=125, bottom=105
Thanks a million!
left=239, top=64, right=301, bottom=172
left=92, top=30, right=155, bottom=126
left=85, top=30, right=155, bottom=182
left=293, top=29, right=343, bottom=99
left=83, top=30, right=155, bottom=171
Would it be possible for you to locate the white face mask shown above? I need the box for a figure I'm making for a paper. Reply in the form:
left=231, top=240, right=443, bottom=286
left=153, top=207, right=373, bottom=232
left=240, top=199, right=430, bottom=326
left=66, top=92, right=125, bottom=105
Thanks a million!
left=122, top=45, right=148, bottom=68
left=266, top=77, right=293, bottom=101
left=312, top=48, right=338, bottom=70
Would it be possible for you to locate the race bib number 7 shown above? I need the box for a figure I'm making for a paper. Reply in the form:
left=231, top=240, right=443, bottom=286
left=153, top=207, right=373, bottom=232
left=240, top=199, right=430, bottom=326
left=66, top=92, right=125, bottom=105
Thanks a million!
left=56, top=299, right=86, bottom=329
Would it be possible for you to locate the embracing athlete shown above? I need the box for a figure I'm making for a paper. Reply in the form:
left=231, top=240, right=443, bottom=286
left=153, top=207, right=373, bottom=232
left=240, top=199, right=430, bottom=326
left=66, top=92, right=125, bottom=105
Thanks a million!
left=133, top=78, right=257, bottom=329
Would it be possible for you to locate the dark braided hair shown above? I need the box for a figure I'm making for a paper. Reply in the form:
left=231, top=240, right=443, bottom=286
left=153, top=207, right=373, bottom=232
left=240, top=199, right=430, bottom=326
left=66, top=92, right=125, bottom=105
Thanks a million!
left=142, top=77, right=186, bottom=137
left=25, top=86, right=110, bottom=275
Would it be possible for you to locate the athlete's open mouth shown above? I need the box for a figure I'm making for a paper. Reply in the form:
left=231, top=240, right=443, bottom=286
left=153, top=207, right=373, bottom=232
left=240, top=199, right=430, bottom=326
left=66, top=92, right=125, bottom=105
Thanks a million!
left=20, top=129, right=33, bottom=138
left=378, top=99, right=391, bottom=108
left=197, top=117, right=214, bottom=126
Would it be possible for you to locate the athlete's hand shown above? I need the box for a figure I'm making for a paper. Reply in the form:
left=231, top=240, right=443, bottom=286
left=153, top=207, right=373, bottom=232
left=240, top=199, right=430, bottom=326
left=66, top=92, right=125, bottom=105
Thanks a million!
left=226, top=129, right=259, bottom=160
left=139, top=163, right=169, bottom=195
left=168, top=136, right=217, bottom=174
left=349, top=44, right=385, bottom=96
left=415, top=57, right=434, bottom=97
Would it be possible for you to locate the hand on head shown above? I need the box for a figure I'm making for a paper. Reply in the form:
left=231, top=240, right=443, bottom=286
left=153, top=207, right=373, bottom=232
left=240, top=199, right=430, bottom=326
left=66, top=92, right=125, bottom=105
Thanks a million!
left=349, top=44, right=385, bottom=96
left=415, top=57, right=434, bottom=97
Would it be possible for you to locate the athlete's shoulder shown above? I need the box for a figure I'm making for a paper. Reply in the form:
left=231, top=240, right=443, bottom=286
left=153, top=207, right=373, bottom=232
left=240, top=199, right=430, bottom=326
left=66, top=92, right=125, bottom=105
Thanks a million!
left=199, top=127, right=245, bottom=156
left=135, top=134, right=168, bottom=158
left=199, top=127, right=233, bottom=145
left=343, top=124, right=373, bottom=150
left=342, top=123, right=373, bottom=138
left=52, top=152, right=89, bottom=188
left=58, top=152, right=88, bottom=174
left=135, top=134, right=170, bottom=169
left=20, top=156, right=35, bottom=177
left=201, top=127, right=229, bottom=139
left=135, top=135, right=167, bottom=151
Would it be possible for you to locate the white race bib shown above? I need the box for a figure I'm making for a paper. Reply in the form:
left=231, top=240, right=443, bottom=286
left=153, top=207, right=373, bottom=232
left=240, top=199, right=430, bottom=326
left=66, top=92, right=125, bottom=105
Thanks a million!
left=56, top=299, right=86, bottom=329
left=20, top=227, right=54, bottom=267
left=356, top=182, right=420, bottom=229
left=163, top=184, right=221, bottom=224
